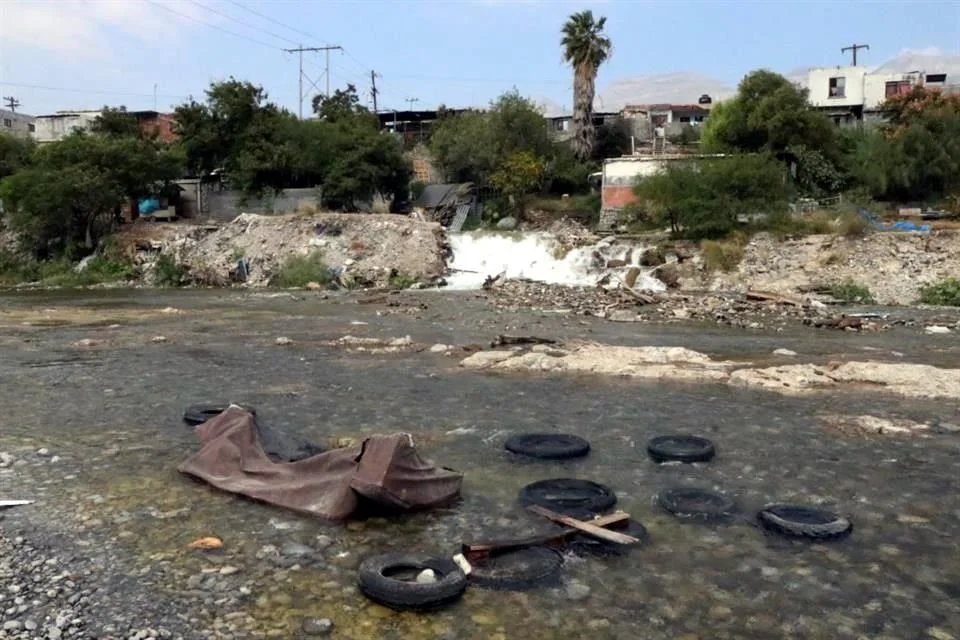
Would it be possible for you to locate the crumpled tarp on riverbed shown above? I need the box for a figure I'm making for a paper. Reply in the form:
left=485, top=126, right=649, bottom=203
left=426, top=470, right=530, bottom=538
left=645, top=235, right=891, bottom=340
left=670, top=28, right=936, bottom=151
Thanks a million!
left=178, top=407, right=463, bottom=521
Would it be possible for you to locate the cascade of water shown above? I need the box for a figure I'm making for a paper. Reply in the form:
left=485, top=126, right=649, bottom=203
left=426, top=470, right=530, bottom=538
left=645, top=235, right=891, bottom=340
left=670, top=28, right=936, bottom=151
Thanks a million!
left=444, top=231, right=666, bottom=292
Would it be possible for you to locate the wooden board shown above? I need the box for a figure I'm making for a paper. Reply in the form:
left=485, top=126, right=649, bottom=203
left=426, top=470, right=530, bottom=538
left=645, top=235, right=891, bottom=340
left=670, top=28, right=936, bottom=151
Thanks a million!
left=526, top=505, right=640, bottom=544
left=462, top=511, right=629, bottom=558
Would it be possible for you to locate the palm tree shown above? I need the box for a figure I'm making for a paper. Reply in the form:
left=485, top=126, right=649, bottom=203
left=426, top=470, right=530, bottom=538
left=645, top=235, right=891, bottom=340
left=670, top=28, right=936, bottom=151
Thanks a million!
left=561, top=10, right=612, bottom=162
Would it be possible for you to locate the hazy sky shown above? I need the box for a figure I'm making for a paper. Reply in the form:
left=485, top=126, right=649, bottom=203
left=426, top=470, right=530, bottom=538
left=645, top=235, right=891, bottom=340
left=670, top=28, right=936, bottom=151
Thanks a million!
left=0, top=0, right=957, bottom=116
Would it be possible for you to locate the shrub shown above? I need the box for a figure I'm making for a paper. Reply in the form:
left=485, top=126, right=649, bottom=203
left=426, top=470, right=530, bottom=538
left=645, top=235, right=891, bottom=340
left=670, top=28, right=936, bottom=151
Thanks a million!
left=154, top=254, right=189, bottom=287
left=270, top=251, right=331, bottom=288
left=830, top=279, right=875, bottom=303
left=388, top=272, right=419, bottom=289
left=757, top=212, right=834, bottom=239
left=836, top=211, right=870, bottom=238
left=701, top=238, right=745, bottom=272
left=918, top=277, right=960, bottom=306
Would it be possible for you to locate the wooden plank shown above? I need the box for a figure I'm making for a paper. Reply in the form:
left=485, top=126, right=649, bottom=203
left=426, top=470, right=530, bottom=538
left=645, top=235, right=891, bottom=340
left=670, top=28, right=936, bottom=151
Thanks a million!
left=462, top=511, right=629, bottom=559
left=526, top=505, right=640, bottom=544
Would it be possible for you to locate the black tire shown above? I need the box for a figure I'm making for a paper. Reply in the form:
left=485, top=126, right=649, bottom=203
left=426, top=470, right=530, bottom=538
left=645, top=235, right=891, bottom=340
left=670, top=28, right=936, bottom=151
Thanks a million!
left=505, top=434, right=591, bottom=460
left=568, top=519, right=648, bottom=558
left=183, top=404, right=256, bottom=426
left=657, top=488, right=735, bottom=520
left=518, top=478, right=617, bottom=518
left=357, top=553, right=467, bottom=612
left=757, top=505, right=852, bottom=540
left=470, top=547, right=564, bottom=591
left=647, top=435, right=716, bottom=464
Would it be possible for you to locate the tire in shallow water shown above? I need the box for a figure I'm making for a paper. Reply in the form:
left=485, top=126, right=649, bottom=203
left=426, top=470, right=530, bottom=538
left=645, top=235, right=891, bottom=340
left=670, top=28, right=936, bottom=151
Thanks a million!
left=568, top=519, right=648, bottom=557
left=504, top=434, right=591, bottom=460
left=518, top=478, right=617, bottom=518
left=647, top=434, right=716, bottom=464
left=757, top=505, right=853, bottom=540
left=657, top=487, right=735, bottom=520
left=357, top=553, right=467, bottom=612
left=470, top=546, right=564, bottom=591
left=183, top=404, right=256, bottom=426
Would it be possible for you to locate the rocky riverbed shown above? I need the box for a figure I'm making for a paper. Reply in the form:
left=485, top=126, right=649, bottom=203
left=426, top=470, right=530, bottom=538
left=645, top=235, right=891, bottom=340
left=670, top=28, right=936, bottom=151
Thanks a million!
left=1, top=289, right=960, bottom=639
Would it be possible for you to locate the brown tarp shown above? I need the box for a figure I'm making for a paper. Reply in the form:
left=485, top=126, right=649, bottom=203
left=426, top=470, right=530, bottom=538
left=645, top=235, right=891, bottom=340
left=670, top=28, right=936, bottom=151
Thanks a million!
left=178, top=406, right=463, bottom=521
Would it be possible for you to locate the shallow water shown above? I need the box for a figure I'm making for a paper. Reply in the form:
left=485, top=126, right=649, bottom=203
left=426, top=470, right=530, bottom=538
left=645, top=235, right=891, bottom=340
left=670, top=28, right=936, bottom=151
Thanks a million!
left=1, top=289, right=959, bottom=639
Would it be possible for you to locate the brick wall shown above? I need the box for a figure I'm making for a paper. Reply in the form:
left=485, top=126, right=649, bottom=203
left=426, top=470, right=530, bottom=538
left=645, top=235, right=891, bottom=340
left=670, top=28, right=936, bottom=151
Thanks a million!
left=602, top=185, right=638, bottom=209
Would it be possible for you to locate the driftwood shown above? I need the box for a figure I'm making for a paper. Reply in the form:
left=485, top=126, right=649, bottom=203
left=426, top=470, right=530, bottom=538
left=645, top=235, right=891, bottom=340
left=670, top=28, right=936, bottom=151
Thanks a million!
left=745, top=290, right=803, bottom=306
left=490, top=335, right=557, bottom=348
left=462, top=511, right=629, bottom=561
left=525, top=505, right=641, bottom=545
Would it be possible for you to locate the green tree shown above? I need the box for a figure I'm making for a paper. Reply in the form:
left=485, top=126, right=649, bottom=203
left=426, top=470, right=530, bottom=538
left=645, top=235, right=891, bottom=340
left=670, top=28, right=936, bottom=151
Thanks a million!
left=312, top=84, right=376, bottom=126
left=845, top=88, right=960, bottom=201
left=701, top=70, right=840, bottom=196
left=634, top=154, right=788, bottom=238
left=0, top=132, right=182, bottom=257
left=91, top=106, right=143, bottom=139
left=490, top=151, right=545, bottom=219
left=428, top=91, right=552, bottom=185
left=0, top=134, right=34, bottom=181
left=561, top=10, right=612, bottom=161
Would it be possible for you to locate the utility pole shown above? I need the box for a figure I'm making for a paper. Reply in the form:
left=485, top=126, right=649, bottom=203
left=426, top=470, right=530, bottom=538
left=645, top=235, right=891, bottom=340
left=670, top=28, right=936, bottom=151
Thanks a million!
left=2, top=96, right=20, bottom=112
left=283, top=44, right=342, bottom=119
left=370, top=70, right=380, bottom=113
left=405, top=97, right=419, bottom=111
left=841, top=43, right=870, bottom=66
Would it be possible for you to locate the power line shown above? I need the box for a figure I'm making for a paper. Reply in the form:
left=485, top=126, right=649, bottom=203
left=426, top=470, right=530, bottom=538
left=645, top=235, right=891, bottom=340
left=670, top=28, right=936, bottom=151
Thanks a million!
left=284, top=45, right=343, bottom=118
left=181, top=0, right=304, bottom=47
left=1, top=81, right=190, bottom=100
left=223, top=0, right=327, bottom=44
left=141, top=0, right=280, bottom=50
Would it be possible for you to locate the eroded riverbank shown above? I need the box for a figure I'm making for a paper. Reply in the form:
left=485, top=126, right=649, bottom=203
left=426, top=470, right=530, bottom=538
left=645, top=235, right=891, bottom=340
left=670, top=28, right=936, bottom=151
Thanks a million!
left=1, top=290, right=959, bottom=639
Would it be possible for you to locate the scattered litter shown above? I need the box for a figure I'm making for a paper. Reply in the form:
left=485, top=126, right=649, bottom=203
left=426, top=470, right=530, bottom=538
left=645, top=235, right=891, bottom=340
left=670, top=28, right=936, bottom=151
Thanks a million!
left=151, top=335, right=168, bottom=343
left=925, top=326, right=952, bottom=335
left=416, top=569, right=438, bottom=584
left=490, top=335, right=557, bottom=348
left=275, top=336, right=294, bottom=345
left=187, top=536, right=223, bottom=550
left=0, top=499, right=34, bottom=509
left=773, top=348, right=798, bottom=357
left=178, top=407, right=462, bottom=521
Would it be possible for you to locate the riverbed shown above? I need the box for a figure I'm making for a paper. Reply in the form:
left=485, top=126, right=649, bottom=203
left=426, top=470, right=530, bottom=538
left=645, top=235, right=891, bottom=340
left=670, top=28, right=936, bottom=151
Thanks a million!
left=1, top=289, right=959, bottom=639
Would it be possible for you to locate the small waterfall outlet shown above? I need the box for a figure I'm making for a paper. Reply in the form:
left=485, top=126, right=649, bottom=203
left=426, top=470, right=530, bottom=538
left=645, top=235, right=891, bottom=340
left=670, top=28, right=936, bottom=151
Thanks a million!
left=444, top=231, right=667, bottom=292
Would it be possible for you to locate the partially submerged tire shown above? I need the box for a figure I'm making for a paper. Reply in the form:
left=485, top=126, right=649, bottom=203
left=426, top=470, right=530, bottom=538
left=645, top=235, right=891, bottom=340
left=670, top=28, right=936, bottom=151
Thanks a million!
left=357, top=553, right=467, bottom=612
left=505, top=434, right=590, bottom=460
left=183, top=404, right=256, bottom=426
left=757, top=505, right=852, bottom=541
left=569, top=519, right=648, bottom=558
left=647, top=435, right=716, bottom=464
left=657, top=488, right=735, bottom=520
left=519, top=478, right=617, bottom=518
left=470, top=547, right=563, bottom=591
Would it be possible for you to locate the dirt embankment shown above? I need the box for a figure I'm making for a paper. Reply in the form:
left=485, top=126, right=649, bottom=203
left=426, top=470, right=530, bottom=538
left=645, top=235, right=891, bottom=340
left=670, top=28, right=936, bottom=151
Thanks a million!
left=132, top=213, right=450, bottom=287
left=693, top=231, right=960, bottom=305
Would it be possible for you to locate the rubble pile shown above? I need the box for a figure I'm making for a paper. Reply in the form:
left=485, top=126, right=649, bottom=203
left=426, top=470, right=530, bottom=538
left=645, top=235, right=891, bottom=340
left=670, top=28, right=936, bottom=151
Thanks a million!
left=704, top=231, right=960, bottom=305
left=483, top=279, right=907, bottom=332
left=135, top=213, right=449, bottom=288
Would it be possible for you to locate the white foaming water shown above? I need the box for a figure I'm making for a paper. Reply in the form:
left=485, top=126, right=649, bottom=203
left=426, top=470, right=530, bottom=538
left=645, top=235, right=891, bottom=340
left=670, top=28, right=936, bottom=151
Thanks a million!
left=444, top=231, right=667, bottom=292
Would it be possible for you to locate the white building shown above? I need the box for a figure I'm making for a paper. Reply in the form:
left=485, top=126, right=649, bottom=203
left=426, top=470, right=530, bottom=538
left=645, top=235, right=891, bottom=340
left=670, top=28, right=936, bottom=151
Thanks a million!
left=0, top=108, right=36, bottom=139
left=33, top=110, right=102, bottom=144
left=806, top=66, right=951, bottom=125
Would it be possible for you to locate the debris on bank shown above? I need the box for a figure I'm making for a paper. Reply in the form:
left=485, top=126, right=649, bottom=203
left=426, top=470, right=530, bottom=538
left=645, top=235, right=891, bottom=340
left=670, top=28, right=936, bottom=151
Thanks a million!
left=132, top=213, right=449, bottom=288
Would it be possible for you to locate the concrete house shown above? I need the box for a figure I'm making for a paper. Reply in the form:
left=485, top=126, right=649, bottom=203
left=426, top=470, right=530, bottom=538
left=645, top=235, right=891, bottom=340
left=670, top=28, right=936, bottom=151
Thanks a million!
left=33, top=109, right=178, bottom=144
left=0, top=109, right=36, bottom=139
left=806, top=66, right=956, bottom=126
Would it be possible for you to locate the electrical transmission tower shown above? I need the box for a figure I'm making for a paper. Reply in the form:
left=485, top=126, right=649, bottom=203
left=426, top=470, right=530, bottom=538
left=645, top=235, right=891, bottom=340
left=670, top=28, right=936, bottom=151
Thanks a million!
left=283, top=44, right=343, bottom=118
